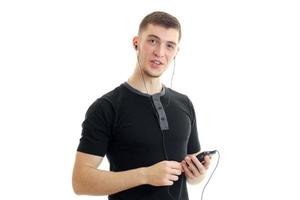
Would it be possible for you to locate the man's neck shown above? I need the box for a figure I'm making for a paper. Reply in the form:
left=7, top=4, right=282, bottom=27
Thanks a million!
left=127, top=70, right=162, bottom=95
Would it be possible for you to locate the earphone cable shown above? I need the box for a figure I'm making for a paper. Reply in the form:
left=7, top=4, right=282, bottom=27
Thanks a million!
left=137, top=54, right=149, bottom=94
left=201, top=150, right=220, bottom=200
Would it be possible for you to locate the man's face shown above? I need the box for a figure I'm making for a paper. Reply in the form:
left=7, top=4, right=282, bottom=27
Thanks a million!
left=135, top=24, right=179, bottom=78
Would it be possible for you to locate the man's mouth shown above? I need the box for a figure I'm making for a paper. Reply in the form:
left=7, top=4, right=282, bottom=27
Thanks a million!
left=150, top=59, right=163, bottom=65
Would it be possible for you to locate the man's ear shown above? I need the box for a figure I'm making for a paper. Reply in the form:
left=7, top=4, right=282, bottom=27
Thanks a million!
left=132, top=36, right=139, bottom=50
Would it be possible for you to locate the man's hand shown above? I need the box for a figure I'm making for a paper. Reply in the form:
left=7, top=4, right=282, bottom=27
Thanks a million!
left=144, top=161, right=182, bottom=186
left=181, top=155, right=211, bottom=184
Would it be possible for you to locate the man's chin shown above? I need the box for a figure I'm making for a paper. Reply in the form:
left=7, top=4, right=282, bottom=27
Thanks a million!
left=144, top=70, right=163, bottom=78
left=145, top=73, right=162, bottom=78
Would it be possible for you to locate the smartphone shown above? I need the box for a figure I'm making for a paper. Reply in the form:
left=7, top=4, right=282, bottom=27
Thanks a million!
left=196, top=150, right=217, bottom=162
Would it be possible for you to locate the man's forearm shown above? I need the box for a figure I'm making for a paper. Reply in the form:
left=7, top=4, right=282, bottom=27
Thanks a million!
left=73, top=166, right=147, bottom=195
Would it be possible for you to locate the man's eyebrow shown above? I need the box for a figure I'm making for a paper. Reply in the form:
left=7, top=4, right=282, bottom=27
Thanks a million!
left=147, top=34, right=177, bottom=46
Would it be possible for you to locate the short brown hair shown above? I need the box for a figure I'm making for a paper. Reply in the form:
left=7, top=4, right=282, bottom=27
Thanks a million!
left=138, top=11, right=182, bottom=42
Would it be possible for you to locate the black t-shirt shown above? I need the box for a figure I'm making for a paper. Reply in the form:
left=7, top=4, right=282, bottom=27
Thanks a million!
left=77, top=82, right=200, bottom=200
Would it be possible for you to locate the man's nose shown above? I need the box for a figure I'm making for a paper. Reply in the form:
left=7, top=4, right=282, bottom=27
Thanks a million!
left=153, top=44, right=164, bottom=57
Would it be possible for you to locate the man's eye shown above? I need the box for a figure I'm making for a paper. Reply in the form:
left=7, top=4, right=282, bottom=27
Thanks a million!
left=149, top=39, right=156, bottom=44
left=167, top=44, right=175, bottom=49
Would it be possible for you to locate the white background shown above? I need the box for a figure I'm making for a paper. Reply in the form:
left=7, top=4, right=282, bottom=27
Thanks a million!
left=0, top=0, right=299, bottom=199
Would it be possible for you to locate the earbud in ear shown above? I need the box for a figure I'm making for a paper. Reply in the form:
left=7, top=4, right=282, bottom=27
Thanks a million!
left=134, top=44, right=138, bottom=50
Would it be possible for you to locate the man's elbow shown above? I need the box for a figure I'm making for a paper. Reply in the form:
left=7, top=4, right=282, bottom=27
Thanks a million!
left=72, top=172, right=88, bottom=195
left=72, top=172, right=108, bottom=196
left=72, top=176, right=83, bottom=195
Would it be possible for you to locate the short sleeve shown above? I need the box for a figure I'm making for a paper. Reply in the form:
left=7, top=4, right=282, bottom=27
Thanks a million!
left=77, top=97, right=114, bottom=157
left=187, top=98, right=201, bottom=154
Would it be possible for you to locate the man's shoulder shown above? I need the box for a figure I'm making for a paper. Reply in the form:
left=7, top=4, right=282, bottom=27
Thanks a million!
left=97, top=83, right=128, bottom=104
left=166, top=87, right=196, bottom=111
left=167, top=87, right=190, bottom=101
left=87, top=84, right=124, bottom=113
left=101, top=84, right=122, bottom=98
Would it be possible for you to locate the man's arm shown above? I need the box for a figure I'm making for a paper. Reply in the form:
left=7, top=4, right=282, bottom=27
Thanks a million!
left=72, top=151, right=182, bottom=195
left=181, top=151, right=211, bottom=185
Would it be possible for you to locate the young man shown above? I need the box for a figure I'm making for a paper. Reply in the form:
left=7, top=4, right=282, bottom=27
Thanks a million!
left=72, top=11, right=211, bottom=200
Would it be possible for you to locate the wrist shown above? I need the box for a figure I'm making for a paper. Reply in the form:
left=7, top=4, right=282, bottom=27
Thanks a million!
left=187, top=174, right=205, bottom=185
left=138, top=167, right=148, bottom=185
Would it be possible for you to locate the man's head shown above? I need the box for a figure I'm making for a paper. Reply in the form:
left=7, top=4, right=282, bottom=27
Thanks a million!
left=138, top=11, right=181, bottom=42
left=133, top=11, right=181, bottom=78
